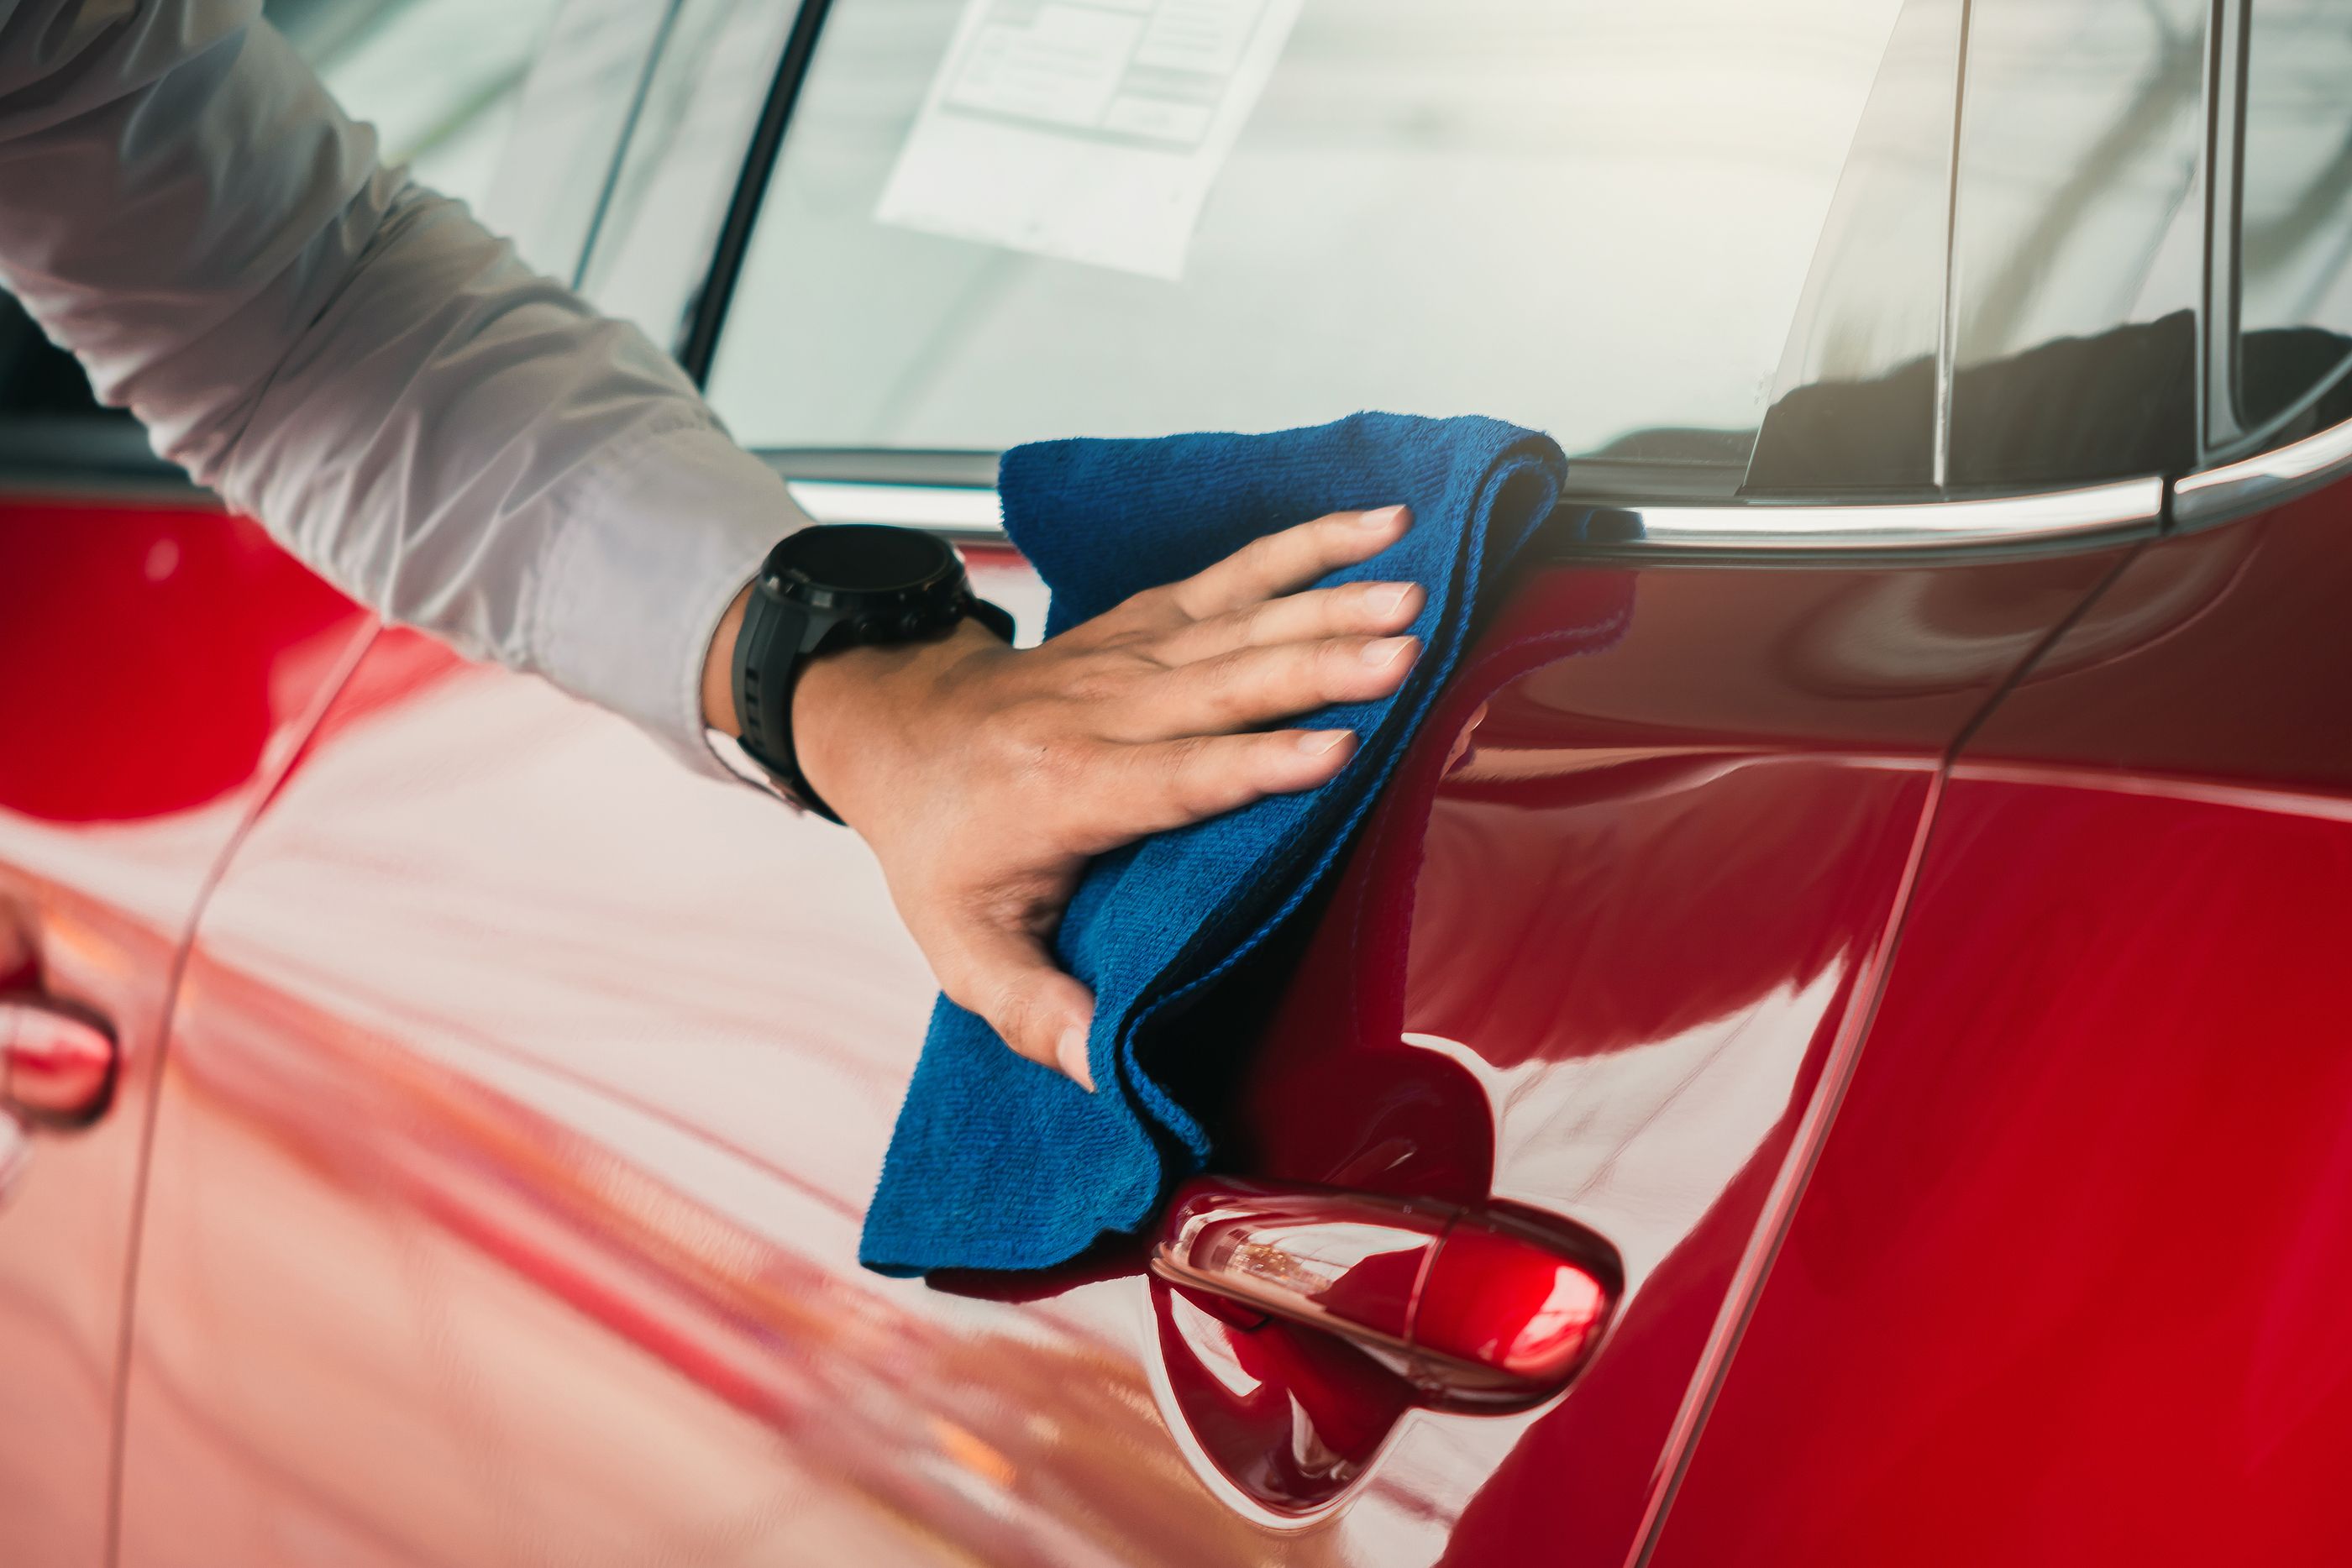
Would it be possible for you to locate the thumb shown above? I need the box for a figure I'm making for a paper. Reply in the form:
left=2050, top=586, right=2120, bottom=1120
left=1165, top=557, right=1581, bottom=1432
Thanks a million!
left=938, top=921, right=1098, bottom=1091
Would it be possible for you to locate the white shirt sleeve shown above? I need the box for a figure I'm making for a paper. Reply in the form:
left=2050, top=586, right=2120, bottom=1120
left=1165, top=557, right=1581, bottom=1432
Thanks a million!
left=0, top=0, right=803, bottom=777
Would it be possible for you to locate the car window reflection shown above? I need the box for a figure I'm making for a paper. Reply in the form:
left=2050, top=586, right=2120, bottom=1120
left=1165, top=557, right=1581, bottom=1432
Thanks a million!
left=707, top=0, right=1914, bottom=490
left=1746, top=0, right=2211, bottom=496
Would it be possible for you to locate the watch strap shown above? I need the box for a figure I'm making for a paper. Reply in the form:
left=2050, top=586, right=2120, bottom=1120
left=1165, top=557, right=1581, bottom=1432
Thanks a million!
left=965, top=592, right=1016, bottom=646
left=731, top=538, right=1016, bottom=826
left=732, top=591, right=846, bottom=823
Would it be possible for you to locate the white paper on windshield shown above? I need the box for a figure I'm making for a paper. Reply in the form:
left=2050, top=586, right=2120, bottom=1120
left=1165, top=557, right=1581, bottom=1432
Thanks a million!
left=875, top=0, right=1303, bottom=281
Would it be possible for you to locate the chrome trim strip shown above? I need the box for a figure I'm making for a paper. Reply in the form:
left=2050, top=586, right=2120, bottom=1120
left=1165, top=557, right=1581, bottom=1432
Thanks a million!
left=787, top=475, right=2164, bottom=553
left=2201, top=0, right=2252, bottom=455
left=1625, top=476, right=2163, bottom=548
left=785, top=479, right=1004, bottom=533
left=1932, top=0, right=1976, bottom=491
left=2173, top=414, right=2352, bottom=527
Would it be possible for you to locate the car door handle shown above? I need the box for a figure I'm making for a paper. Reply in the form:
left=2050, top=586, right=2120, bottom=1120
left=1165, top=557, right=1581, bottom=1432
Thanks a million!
left=1150, top=1177, right=1620, bottom=1408
left=1, top=999, right=118, bottom=1124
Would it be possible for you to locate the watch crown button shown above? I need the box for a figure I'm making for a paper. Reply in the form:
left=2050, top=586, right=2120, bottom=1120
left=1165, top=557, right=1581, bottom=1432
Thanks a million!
left=899, top=611, right=927, bottom=637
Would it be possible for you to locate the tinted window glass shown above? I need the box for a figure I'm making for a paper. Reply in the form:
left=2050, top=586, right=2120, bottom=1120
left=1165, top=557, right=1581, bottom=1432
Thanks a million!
left=1745, top=0, right=2208, bottom=496
left=2236, top=0, right=2352, bottom=438
left=1742, top=0, right=1962, bottom=494
left=707, top=0, right=1913, bottom=488
left=1945, top=0, right=2205, bottom=488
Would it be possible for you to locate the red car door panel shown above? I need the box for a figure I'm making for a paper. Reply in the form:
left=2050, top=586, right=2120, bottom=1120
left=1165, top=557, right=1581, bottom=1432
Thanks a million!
left=1651, top=492, right=2352, bottom=1565
left=115, top=538, right=2118, bottom=1565
left=0, top=500, right=369, bottom=1568
left=1213, top=548, right=2130, bottom=1564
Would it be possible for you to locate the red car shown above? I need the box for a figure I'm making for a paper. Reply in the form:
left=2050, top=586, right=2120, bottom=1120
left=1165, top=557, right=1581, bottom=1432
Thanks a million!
left=7, top=1, right=2352, bottom=1562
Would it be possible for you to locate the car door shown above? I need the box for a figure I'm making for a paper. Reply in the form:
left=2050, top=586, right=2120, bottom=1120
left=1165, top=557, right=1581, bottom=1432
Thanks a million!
left=0, top=6, right=660, bottom=1565
left=1652, top=4, right=2352, bottom=1560
left=0, top=498, right=367, bottom=1568
left=109, top=2, right=2210, bottom=1564
left=0, top=0, right=569, bottom=1555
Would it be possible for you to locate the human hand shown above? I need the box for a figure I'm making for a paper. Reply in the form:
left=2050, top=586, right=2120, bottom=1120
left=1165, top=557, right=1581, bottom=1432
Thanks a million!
left=706, top=506, right=1422, bottom=1087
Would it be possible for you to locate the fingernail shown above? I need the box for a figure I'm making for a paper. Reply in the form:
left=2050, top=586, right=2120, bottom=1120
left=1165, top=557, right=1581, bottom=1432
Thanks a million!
left=1354, top=505, right=1410, bottom=531
left=1057, top=1025, right=1095, bottom=1093
left=1361, top=635, right=1415, bottom=667
left=1297, top=728, right=1352, bottom=756
left=1366, top=581, right=1415, bottom=614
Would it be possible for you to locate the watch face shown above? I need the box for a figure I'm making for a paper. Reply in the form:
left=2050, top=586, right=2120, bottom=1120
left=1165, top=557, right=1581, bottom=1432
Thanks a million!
left=777, top=523, right=957, bottom=597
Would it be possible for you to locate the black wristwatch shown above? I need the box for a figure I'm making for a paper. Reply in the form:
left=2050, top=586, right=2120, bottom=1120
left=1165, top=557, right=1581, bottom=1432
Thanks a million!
left=731, top=523, right=1015, bottom=822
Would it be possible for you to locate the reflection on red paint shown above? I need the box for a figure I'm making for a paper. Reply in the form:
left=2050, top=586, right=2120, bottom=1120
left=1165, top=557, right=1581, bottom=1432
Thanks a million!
left=0, top=497, right=370, bottom=1567
left=1147, top=1173, right=1620, bottom=1501
left=97, top=534, right=2131, bottom=1565
left=1411, top=1210, right=1614, bottom=1396
left=0, top=504, right=354, bottom=823
left=1154, top=1283, right=1415, bottom=1513
left=1201, top=553, right=2123, bottom=1563
left=1654, top=779, right=2352, bottom=1566
left=1653, top=490, right=2352, bottom=1567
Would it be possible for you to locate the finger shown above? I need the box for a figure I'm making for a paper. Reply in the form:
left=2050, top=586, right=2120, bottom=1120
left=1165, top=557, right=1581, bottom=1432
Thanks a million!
left=1072, top=727, right=1361, bottom=848
left=937, top=923, right=1100, bottom=1090
left=1167, top=506, right=1411, bottom=620
left=1107, top=634, right=1419, bottom=742
left=1155, top=578, right=1425, bottom=665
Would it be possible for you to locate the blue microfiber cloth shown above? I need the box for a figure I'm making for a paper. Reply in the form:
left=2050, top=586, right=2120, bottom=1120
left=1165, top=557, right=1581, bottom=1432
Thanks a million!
left=859, top=411, right=1625, bottom=1277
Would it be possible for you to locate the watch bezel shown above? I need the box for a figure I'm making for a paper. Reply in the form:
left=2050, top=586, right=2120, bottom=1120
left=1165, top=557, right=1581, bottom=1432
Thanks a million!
left=757, top=522, right=964, bottom=616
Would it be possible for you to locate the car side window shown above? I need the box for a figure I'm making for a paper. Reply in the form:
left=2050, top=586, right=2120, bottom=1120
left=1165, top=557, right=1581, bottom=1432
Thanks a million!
left=1943, top=0, right=2207, bottom=490
left=1746, top=0, right=2208, bottom=497
left=2232, top=0, right=2352, bottom=445
left=1740, top=0, right=1966, bottom=496
left=705, top=0, right=1914, bottom=496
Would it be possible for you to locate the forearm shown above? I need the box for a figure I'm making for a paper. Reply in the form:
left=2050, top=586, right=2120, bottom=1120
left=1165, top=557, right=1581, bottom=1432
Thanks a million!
left=216, top=177, right=795, bottom=773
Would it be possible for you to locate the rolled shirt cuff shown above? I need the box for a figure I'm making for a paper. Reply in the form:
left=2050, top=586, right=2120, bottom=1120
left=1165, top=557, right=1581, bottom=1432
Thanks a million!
left=532, top=418, right=808, bottom=780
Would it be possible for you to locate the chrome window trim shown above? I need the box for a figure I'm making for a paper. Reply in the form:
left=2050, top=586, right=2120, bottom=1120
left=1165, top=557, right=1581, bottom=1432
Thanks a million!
left=1930, top=0, right=1977, bottom=491
left=2173, top=412, right=2352, bottom=528
left=785, top=474, right=2165, bottom=553
left=1623, top=477, right=2163, bottom=549
left=2200, top=0, right=2251, bottom=456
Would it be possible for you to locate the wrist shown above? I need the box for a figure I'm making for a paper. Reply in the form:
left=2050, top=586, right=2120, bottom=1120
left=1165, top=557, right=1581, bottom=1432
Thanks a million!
left=793, top=617, right=1005, bottom=827
left=702, top=554, right=1011, bottom=821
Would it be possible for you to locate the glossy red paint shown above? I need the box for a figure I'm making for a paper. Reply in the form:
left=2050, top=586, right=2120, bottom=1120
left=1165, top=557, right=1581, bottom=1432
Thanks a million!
left=0, top=1000, right=118, bottom=1123
left=1217, top=550, right=2150, bottom=1565
left=1944, top=491, right=2348, bottom=789
left=1410, top=1208, right=1614, bottom=1399
left=1651, top=490, right=2352, bottom=1566
left=1152, top=1282, right=1417, bottom=1513
left=0, top=497, right=369, bottom=1567
left=108, top=539, right=2117, bottom=1565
